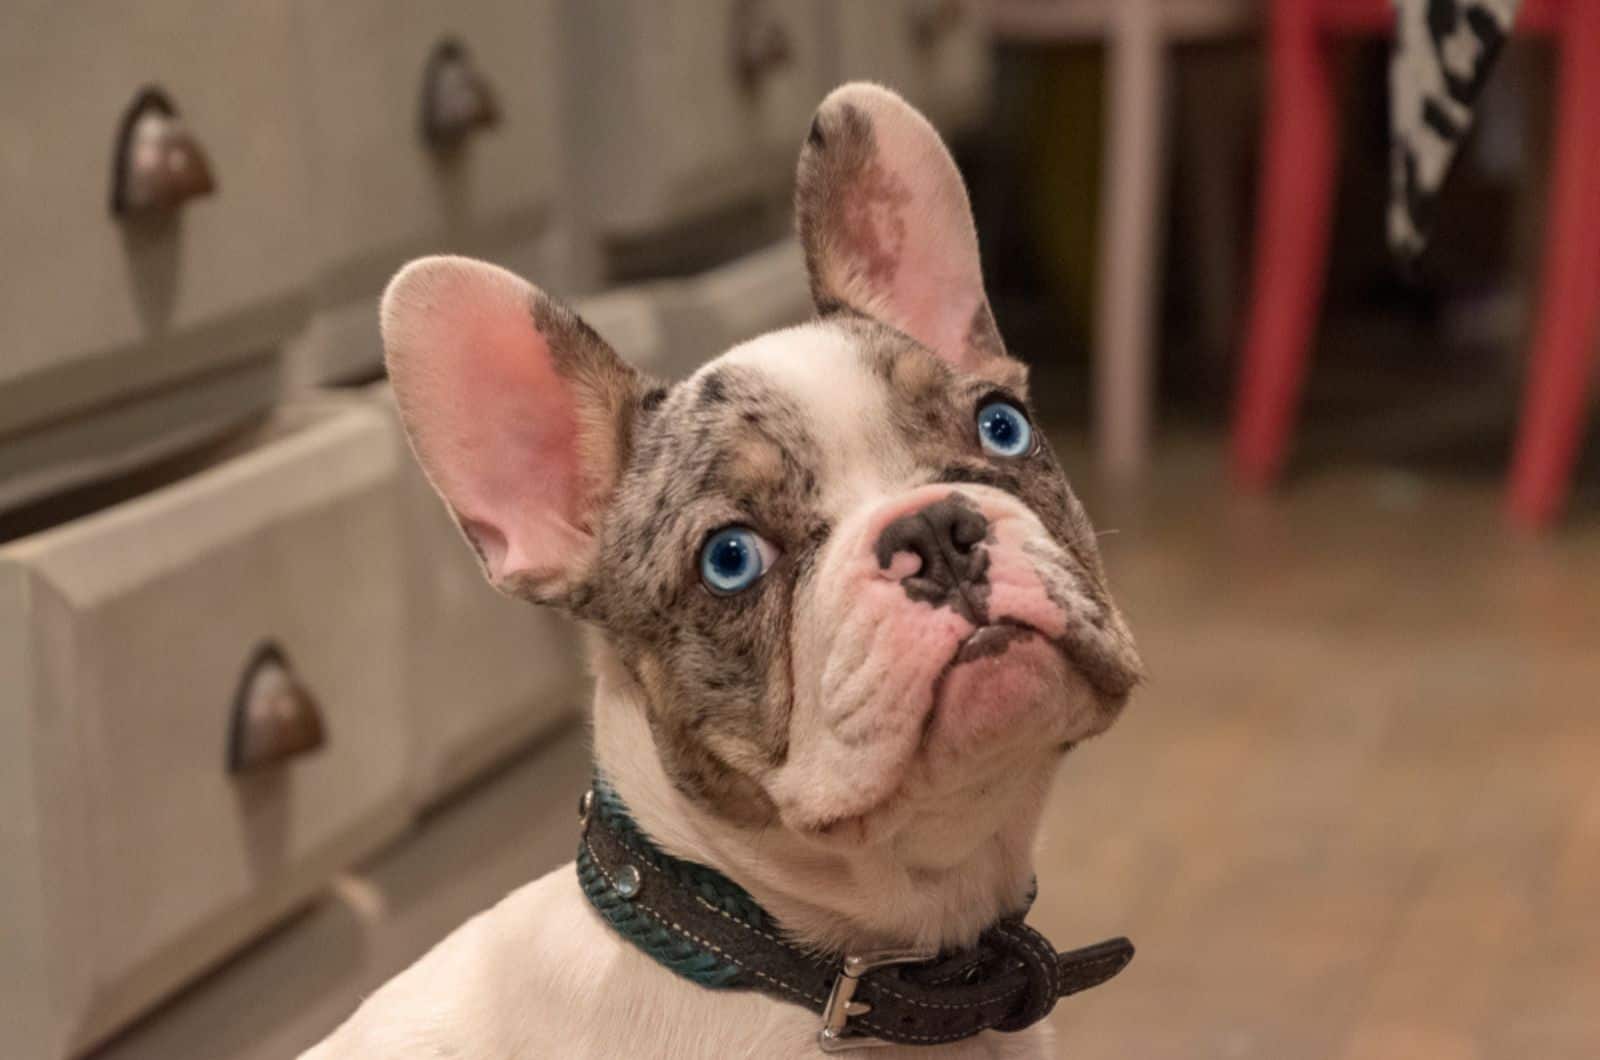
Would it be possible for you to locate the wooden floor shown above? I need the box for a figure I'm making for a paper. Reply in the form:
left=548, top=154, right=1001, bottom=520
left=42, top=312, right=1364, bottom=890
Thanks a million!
left=1036, top=439, right=1600, bottom=1059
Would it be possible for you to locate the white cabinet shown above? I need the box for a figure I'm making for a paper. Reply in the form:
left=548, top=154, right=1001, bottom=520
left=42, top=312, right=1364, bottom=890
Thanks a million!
left=0, top=403, right=412, bottom=1056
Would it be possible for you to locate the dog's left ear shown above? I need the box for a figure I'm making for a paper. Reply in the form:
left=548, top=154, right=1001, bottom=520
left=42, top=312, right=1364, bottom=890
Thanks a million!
left=796, top=82, right=1020, bottom=384
left=381, top=256, right=644, bottom=606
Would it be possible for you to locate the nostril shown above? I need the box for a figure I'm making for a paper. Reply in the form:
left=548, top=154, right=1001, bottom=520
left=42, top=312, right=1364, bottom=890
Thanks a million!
left=875, top=512, right=930, bottom=573
left=949, top=507, right=987, bottom=553
left=874, top=495, right=990, bottom=585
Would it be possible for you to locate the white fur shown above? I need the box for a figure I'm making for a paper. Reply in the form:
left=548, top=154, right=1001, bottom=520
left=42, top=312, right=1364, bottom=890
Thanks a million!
left=715, top=325, right=914, bottom=512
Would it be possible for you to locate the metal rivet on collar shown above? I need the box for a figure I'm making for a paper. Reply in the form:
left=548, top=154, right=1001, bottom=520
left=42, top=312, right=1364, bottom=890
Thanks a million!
left=615, top=864, right=642, bottom=899
left=578, top=788, right=594, bottom=825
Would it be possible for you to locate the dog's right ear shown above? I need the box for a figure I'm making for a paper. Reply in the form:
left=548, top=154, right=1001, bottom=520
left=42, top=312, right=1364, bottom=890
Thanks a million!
left=381, top=256, right=643, bottom=606
left=796, top=83, right=1020, bottom=388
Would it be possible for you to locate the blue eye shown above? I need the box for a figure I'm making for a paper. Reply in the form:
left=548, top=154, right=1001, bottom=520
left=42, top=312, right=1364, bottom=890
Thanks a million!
left=976, top=400, right=1033, bottom=457
left=700, top=526, right=773, bottom=595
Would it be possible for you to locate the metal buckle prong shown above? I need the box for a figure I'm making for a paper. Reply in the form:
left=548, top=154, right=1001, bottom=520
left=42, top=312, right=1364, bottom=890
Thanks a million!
left=817, top=946, right=937, bottom=1053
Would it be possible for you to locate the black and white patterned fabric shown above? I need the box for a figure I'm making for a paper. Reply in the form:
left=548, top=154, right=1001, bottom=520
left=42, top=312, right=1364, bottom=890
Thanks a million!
left=1389, top=0, right=1522, bottom=261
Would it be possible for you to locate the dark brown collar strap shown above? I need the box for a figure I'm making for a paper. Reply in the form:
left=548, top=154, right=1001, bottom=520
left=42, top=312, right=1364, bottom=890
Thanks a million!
left=576, top=779, right=1134, bottom=1052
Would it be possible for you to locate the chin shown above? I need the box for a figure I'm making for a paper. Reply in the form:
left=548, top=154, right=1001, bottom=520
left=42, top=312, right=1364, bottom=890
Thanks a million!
left=791, top=638, right=1095, bottom=851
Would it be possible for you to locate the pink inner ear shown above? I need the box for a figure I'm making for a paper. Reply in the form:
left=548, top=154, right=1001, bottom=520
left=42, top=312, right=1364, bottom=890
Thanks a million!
left=887, top=244, right=985, bottom=374
left=814, top=84, right=994, bottom=375
left=384, top=258, right=588, bottom=587
left=876, top=112, right=988, bottom=372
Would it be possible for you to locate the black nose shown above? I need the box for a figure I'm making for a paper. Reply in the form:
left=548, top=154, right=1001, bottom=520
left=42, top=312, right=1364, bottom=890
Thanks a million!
left=875, top=494, right=990, bottom=604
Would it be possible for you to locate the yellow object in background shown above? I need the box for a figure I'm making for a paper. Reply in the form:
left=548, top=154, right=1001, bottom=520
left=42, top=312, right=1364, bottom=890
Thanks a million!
left=1020, top=48, right=1105, bottom=356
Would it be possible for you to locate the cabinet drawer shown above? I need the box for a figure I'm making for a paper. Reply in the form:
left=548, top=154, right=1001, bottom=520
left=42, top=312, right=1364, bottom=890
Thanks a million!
left=832, top=0, right=991, bottom=133
left=0, top=356, right=279, bottom=516
left=0, top=402, right=411, bottom=1054
left=0, top=3, right=310, bottom=442
left=294, top=0, right=564, bottom=302
left=571, top=0, right=828, bottom=240
left=656, top=239, right=813, bottom=378
left=286, top=1, right=570, bottom=390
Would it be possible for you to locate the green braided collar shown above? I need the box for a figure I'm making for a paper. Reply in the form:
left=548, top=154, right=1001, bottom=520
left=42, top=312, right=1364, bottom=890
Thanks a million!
left=576, top=777, right=766, bottom=989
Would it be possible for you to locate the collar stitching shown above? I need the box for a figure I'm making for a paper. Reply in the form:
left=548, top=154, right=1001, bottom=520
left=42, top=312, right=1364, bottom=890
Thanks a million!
left=583, top=834, right=827, bottom=1006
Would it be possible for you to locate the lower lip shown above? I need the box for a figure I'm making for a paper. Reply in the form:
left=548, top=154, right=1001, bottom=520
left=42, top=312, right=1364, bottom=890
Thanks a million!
left=925, top=629, right=1069, bottom=750
left=953, top=623, right=1033, bottom=664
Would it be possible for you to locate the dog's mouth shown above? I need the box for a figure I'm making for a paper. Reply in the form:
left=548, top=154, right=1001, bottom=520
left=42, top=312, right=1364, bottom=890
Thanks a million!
left=928, top=621, right=1056, bottom=719
left=949, top=622, right=1037, bottom=665
left=922, top=622, right=1078, bottom=745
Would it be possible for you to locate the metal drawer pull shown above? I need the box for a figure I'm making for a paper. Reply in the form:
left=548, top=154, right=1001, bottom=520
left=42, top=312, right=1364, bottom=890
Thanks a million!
left=109, top=86, right=216, bottom=218
left=910, top=0, right=965, bottom=49
left=226, top=642, right=327, bottom=774
left=420, top=38, right=500, bottom=152
left=732, top=0, right=793, bottom=90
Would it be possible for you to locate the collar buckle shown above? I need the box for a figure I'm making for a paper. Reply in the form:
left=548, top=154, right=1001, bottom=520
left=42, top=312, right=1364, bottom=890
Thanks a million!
left=817, top=946, right=937, bottom=1053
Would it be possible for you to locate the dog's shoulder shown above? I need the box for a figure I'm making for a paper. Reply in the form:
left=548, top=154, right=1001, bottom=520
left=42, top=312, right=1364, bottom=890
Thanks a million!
left=302, top=863, right=613, bottom=1058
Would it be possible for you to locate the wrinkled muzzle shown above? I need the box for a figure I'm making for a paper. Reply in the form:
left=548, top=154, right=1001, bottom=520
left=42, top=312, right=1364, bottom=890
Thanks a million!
left=770, top=484, right=1142, bottom=833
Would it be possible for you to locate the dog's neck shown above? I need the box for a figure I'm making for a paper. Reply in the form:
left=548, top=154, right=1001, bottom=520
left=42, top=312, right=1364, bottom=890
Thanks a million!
left=587, top=636, right=1046, bottom=956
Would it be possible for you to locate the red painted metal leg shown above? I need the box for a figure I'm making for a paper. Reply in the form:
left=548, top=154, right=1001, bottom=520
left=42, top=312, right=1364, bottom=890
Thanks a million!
left=1231, top=0, right=1339, bottom=489
left=1507, top=1, right=1600, bottom=530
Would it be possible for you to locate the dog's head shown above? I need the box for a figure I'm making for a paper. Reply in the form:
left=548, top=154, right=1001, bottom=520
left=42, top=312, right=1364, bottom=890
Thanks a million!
left=383, top=84, right=1140, bottom=924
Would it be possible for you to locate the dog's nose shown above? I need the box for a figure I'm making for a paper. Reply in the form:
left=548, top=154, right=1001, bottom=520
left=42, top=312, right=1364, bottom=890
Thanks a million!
left=874, top=494, right=990, bottom=598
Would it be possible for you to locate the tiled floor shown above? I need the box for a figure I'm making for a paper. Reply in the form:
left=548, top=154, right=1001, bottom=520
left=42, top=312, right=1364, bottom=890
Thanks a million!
left=97, top=435, right=1600, bottom=1059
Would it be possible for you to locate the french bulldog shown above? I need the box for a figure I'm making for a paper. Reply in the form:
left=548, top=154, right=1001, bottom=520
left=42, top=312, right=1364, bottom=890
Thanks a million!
left=306, top=82, right=1141, bottom=1059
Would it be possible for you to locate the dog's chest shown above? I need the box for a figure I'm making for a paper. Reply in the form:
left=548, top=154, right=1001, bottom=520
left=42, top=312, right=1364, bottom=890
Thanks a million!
left=304, top=864, right=1053, bottom=1059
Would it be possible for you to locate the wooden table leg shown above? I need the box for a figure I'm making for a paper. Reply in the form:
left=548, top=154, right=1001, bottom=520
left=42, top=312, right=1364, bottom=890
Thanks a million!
left=1095, top=0, right=1168, bottom=483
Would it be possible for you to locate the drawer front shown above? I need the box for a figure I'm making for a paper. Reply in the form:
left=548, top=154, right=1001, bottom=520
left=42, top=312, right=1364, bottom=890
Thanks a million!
left=575, top=0, right=827, bottom=238
left=294, top=0, right=564, bottom=300
left=0, top=354, right=278, bottom=516
left=0, top=3, right=310, bottom=439
left=1, top=403, right=410, bottom=1049
left=369, top=384, right=584, bottom=803
left=656, top=239, right=813, bottom=377
left=832, top=0, right=991, bottom=132
left=0, top=567, right=95, bottom=1060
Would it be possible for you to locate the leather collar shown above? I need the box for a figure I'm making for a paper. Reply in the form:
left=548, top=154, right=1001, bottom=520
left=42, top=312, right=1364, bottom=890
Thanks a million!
left=576, top=779, right=1134, bottom=1051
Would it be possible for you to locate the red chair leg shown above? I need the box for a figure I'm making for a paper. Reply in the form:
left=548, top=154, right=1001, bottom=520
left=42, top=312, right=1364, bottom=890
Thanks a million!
left=1507, top=1, right=1600, bottom=530
left=1231, top=0, right=1339, bottom=489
